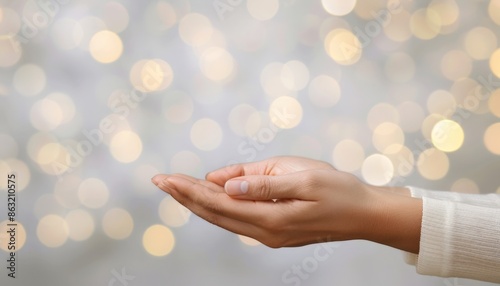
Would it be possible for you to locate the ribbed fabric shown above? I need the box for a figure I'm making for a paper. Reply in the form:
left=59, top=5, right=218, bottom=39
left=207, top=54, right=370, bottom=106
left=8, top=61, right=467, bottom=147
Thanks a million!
left=410, top=187, right=500, bottom=208
left=403, top=187, right=500, bottom=283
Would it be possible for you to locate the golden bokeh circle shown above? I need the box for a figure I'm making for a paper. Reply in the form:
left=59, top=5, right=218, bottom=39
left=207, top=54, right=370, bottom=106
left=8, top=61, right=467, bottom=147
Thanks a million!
left=324, top=29, right=362, bottom=65
left=89, top=30, right=123, bottom=63
left=102, top=208, right=134, bottom=240
left=142, top=224, right=175, bottom=256
left=431, top=119, right=464, bottom=152
left=484, top=122, right=500, bottom=155
left=490, top=49, right=500, bottom=78
left=417, top=148, right=449, bottom=180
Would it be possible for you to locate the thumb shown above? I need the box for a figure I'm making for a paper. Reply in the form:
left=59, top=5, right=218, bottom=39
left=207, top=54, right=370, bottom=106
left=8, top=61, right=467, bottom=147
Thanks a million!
left=224, top=174, right=303, bottom=200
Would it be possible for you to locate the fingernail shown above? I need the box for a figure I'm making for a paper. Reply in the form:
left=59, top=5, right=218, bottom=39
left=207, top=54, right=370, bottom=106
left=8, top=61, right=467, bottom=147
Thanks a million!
left=225, top=180, right=249, bottom=196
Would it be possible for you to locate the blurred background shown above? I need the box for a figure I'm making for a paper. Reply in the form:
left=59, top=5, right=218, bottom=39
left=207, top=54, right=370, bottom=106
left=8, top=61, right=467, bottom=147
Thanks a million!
left=1, top=0, right=500, bottom=285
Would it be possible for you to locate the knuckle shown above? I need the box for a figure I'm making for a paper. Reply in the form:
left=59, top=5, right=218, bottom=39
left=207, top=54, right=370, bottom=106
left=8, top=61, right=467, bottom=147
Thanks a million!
left=257, top=177, right=273, bottom=200
left=301, top=172, right=319, bottom=188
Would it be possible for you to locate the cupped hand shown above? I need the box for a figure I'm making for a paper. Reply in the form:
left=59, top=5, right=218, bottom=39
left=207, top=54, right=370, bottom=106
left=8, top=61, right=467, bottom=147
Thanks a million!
left=152, top=156, right=421, bottom=253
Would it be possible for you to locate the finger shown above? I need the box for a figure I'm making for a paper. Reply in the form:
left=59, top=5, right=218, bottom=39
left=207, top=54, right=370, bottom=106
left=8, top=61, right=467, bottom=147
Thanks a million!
left=160, top=174, right=276, bottom=224
left=153, top=173, right=225, bottom=194
left=205, top=159, right=273, bottom=186
left=170, top=173, right=227, bottom=193
left=224, top=173, right=310, bottom=201
left=170, top=188, right=264, bottom=239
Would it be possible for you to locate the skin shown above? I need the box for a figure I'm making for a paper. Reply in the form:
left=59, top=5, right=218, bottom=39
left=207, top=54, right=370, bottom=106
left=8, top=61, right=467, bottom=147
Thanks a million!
left=152, top=156, right=422, bottom=254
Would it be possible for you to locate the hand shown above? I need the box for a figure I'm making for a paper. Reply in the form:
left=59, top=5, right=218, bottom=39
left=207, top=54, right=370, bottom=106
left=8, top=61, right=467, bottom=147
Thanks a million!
left=152, top=156, right=422, bottom=253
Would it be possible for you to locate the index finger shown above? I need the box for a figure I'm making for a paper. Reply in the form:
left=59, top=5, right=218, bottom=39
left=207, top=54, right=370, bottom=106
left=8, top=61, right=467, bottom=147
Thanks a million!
left=164, top=174, right=276, bottom=224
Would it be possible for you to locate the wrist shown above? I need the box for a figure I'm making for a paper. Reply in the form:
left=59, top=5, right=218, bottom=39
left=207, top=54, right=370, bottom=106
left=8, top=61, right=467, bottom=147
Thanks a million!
left=362, top=185, right=423, bottom=254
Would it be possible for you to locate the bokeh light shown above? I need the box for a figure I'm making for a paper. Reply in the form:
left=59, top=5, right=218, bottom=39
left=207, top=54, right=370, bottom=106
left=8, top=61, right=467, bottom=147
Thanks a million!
left=427, top=89, right=457, bottom=116
left=35, top=142, right=71, bottom=176
left=386, top=145, right=415, bottom=177
left=78, top=16, right=108, bottom=51
left=269, top=96, right=303, bottom=129
left=361, top=154, right=394, bottom=186
left=352, top=0, right=386, bottom=20
left=321, top=0, right=356, bottom=16
left=144, top=1, right=177, bottom=32
left=238, top=235, right=261, bottom=246
left=0, top=220, right=26, bottom=252
left=451, top=178, right=480, bottom=194
left=308, top=75, right=341, bottom=108
left=421, top=113, right=446, bottom=140
left=159, top=196, right=191, bottom=228
left=179, top=13, right=213, bottom=46
left=190, top=118, right=223, bottom=151
left=2, top=1, right=500, bottom=284
left=324, top=28, right=362, bottom=65
left=489, top=89, right=500, bottom=117
left=110, top=130, right=143, bottom=163
left=440, top=50, right=472, bottom=81
left=100, top=2, right=130, bottom=33
left=65, top=209, right=95, bottom=241
left=130, top=59, right=174, bottom=92
left=142, top=224, right=175, bottom=256
left=464, top=27, right=497, bottom=60
left=89, top=30, right=123, bottom=63
left=431, top=119, right=464, bottom=152
left=410, top=8, right=441, bottom=40
left=281, top=60, right=310, bottom=91
left=13, top=64, right=46, bottom=96
left=490, top=49, right=500, bottom=78
left=30, top=97, right=64, bottom=131
left=102, top=208, right=134, bottom=240
left=484, top=122, right=500, bottom=155
left=490, top=0, right=500, bottom=25
left=199, top=47, right=235, bottom=82
left=37, top=215, right=69, bottom=248
left=428, top=0, right=459, bottom=28
left=247, top=0, right=279, bottom=21
left=417, top=148, right=449, bottom=180
left=372, top=122, right=405, bottom=154
left=77, top=178, right=109, bottom=209
left=332, top=139, right=365, bottom=172
left=384, top=9, right=412, bottom=42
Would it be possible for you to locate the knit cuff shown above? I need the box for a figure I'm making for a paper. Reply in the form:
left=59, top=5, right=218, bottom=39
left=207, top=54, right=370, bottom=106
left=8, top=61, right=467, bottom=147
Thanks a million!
left=416, top=197, right=500, bottom=283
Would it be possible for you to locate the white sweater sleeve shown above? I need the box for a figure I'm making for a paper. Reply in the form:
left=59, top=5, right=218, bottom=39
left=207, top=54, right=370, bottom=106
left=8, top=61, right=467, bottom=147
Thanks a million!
left=404, top=187, right=500, bottom=283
